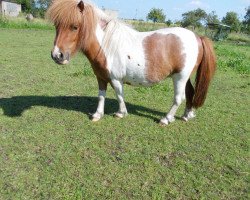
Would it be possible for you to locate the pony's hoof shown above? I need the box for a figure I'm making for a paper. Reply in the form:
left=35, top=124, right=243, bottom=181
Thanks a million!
left=92, top=117, right=101, bottom=122
left=159, top=116, right=175, bottom=126
left=114, top=112, right=127, bottom=119
left=182, top=117, right=188, bottom=122
left=159, top=120, right=169, bottom=126
left=182, top=111, right=196, bottom=122
left=91, top=112, right=103, bottom=122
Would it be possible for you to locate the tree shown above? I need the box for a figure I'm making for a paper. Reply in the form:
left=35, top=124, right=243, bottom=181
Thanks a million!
left=35, top=0, right=52, bottom=18
left=16, top=0, right=35, bottom=12
left=165, top=19, right=172, bottom=26
left=244, top=6, right=250, bottom=24
left=147, top=8, right=166, bottom=23
left=206, top=11, right=220, bottom=24
left=222, top=12, right=241, bottom=32
left=243, top=6, right=250, bottom=33
left=37, top=0, right=52, bottom=11
left=181, top=8, right=207, bottom=29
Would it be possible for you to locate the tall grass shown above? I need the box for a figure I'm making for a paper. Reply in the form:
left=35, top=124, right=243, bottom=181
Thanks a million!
left=227, top=33, right=250, bottom=43
left=0, top=16, right=53, bottom=30
left=126, top=20, right=169, bottom=32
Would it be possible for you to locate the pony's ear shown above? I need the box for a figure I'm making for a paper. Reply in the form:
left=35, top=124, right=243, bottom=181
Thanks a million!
left=78, top=0, right=85, bottom=13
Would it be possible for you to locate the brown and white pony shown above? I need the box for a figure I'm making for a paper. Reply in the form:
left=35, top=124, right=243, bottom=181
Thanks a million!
left=47, top=0, right=216, bottom=125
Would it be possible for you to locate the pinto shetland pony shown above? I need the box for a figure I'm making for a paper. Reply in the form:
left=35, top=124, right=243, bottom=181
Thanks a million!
left=47, top=0, right=216, bottom=125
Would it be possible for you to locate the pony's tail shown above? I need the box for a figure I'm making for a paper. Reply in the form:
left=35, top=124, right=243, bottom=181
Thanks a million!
left=193, top=36, right=216, bottom=109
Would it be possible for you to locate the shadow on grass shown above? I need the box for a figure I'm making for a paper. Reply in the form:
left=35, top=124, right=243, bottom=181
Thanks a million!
left=0, top=96, right=165, bottom=121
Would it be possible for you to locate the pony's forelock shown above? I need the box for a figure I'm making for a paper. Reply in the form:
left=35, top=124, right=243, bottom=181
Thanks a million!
left=46, top=0, right=84, bottom=27
left=46, top=0, right=134, bottom=52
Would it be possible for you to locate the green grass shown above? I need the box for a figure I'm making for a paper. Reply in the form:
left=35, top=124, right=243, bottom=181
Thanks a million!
left=0, top=28, right=249, bottom=199
left=215, top=42, right=250, bottom=74
left=126, top=20, right=169, bottom=32
left=227, top=33, right=250, bottom=44
left=0, top=16, right=53, bottom=30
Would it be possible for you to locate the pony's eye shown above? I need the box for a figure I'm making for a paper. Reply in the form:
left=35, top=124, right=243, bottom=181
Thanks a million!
left=71, top=25, right=78, bottom=31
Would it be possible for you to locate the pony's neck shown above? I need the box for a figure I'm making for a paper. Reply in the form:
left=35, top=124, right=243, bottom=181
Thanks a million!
left=82, top=4, right=137, bottom=62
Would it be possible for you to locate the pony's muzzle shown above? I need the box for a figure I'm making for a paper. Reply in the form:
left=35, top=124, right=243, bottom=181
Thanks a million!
left=51, top=49, right=70, bottom=65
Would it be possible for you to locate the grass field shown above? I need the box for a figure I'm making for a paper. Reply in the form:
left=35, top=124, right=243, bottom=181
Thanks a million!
left=0, top=28, right=249, bottom=199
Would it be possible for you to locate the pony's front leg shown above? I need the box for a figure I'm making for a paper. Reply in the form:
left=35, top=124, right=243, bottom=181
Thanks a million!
left=111, top=79, right=128, bottom=118
left=92, top=78, right=107, bottom=122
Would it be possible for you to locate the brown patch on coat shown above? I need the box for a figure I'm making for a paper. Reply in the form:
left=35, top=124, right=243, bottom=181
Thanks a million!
left=97, top=76, right=108, bottom=90
left=143, top=33, right=186, bottom=83
left=128, top=55, right=131, bottom=59
left=84, top=39, right=110, bottom=82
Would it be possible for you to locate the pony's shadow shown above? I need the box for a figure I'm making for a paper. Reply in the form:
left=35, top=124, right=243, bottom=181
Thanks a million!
left=0, top=96, right=165, bottom=122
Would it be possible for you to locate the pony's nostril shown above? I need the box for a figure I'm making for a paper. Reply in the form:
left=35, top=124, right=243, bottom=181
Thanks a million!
left=59, top=52, right=64, bottom=59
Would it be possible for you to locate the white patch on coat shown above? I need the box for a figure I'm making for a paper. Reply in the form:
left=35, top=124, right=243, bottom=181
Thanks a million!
left=93, top=7, right=199, bottom=88
left=52, top=45, right=60, bottom=58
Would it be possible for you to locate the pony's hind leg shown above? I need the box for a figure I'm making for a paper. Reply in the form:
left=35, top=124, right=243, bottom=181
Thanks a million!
left=160, top=73, right=188, bottom=126
left=92, top=78, right=107, bottom=122
left=111, top=79, right=128, bottom=118
left=182, top=79, right=196, bottom=121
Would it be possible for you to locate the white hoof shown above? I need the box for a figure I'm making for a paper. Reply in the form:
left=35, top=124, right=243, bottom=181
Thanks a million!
left=91, top=112, right=103, bottom=122
left=160, top=118, right=169, bottom=126
left=182, top=110, right=196, bottom=122
left=114, top=112, right=128, bottom=119
left=159, top=116, right=175, bottom=126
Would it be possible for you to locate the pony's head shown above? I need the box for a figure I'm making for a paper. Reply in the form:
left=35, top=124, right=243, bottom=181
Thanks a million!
left=46, top=0, right=97, bottom=65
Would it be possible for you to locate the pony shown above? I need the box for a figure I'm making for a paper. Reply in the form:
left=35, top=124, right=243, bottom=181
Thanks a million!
left=46, top=0, right=216, bottom=125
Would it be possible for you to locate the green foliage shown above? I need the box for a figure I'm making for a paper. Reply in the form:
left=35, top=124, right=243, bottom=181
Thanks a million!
left=242, top=6, right=250, bottom=33
left=34, top=0, right=52, bottom=18
left=16, top=0, right=35, bottom=12
left=222, top=12, right=241, bottom=32
left=181, top=8, right=207, bottom=29
left=147, top=8, right=166, bottom=23
left=16, top=0, right=52, bottom=18
left=206, top=11, right=220, bottom=24
left=244, top=6, right=250, bottom=24
left=165, top=19, right=172, bottom=26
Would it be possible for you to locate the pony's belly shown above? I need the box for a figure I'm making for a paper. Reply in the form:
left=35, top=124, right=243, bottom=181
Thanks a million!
left=124, top=77, right=152, bottom=87
left=123, top=68, right=152, bottom=87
